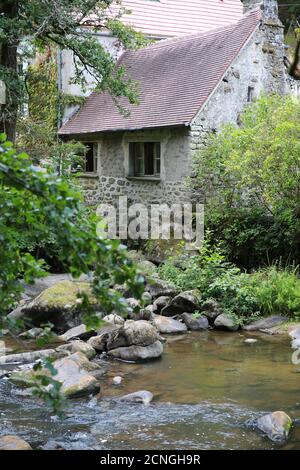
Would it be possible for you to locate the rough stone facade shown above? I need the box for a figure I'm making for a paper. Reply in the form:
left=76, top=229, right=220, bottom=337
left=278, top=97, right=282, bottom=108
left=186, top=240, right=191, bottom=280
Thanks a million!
left=76, top=2, right=298, bottom=208
left=78, top=127, right=191, bottom=206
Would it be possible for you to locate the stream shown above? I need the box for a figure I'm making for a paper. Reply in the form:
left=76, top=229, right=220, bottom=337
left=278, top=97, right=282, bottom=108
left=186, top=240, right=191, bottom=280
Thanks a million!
left=1, top=330, right=300, bottom=450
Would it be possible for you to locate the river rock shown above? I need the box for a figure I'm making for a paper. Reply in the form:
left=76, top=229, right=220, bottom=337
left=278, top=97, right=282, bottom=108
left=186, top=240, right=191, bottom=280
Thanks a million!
left=87, top=324, right=120, bottom=352
left=181, top=313, right=209, bottom=331
left=107, top=340, right=163, bottom=362
left=243, top=316, right=286, bottom=332
left=201, top=299, right=222, bottom=322
left=0, top=348, right=65, bottom=366
left=19, top=327, right=45, bottom=340
left=153, top=296, right=171, bottom=314
left=291, top=338, right=300, bottom=349
left=56, top=340, right=96, bottom=360
left=9, top=352, right=102, bottom=395
left=58, top=324, right=96, bottom=342
left=255, top=411, right=292, bottom=443
left=129, top=306, right=154, bottom=321
left=51, top=354, right=100, bottom=398
left=106, top=320, right=159, bottom=350
left=112, top=376, right=122, bottom=385
left=0, top=435, right=32, bottom=450
left=244, top=338, right=258, bottom=344
left=161, top=290, right=200, bottom=316
left=145, top=277, right=178, bottom=299
left=141, top=291, right=153, bottom=306
left=15, top=280, right=98, bottom=331
left=152, top=315, right=187, bottom=334
left=102, top=314, right=125, bottom=326
left=20, top=273, right=92, bottom=299
left=289, top=326, right=300, bottom=340
left=214, top=313, right=239, bottom=331
left=119, top=390, right=153, bottom=405
left=126, top=298, right=140, bottom=311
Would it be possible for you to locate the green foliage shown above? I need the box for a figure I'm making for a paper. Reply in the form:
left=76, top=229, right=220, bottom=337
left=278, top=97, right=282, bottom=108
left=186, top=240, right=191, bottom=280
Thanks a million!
left=158, top=242, right=260, bottom=323
left=31, top=358, right=65, bottom=415
left=159, top=243, right=300, bottom=324
left=0, top=0, right=147, bottom=135
left=251, top=265, right=300, bottom=320
left=0, top=134, right=144, bottom=321
left=193, top=95, right=300, bottom=268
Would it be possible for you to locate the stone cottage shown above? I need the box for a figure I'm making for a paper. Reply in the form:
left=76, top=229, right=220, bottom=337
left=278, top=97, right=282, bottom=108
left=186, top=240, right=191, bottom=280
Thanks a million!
left=58, top=0, right=298, bottom=206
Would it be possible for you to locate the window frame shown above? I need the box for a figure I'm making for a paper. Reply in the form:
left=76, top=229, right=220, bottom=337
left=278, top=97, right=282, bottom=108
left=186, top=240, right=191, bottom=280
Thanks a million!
left=83, top=142, right=99, bottom=174
left=128, top=141, right=161, bottom=178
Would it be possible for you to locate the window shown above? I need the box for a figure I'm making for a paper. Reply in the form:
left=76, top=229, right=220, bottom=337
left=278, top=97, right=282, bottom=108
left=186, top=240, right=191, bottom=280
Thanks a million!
left=247, top=86, right=255, bottom=102
left=84, top=142, right=98, bottom=173
left=129, top=142, right=161, bottom=177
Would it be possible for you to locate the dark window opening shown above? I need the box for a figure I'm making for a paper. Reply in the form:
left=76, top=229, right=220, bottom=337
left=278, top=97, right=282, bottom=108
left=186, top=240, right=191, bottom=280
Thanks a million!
left=84, top=143, right=98, bottom=172
left=129, top=142, right=161, bottom=177
left=247, top=86, right=255, bottom=102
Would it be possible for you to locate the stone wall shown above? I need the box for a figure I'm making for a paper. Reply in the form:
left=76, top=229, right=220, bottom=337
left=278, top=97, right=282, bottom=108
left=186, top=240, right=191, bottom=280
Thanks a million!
left=78, top=127, right=191, bottom=207
left=189, top=10, right=287, bottom=170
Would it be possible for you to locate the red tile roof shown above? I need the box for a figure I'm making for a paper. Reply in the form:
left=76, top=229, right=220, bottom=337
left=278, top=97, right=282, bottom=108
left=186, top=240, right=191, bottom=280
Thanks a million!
left=112, top=0, right=243, bottom=38
left=59, top=8, right=261, bottom=136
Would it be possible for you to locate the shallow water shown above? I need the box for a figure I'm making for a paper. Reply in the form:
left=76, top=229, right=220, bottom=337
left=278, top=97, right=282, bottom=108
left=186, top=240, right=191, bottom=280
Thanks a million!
left=0, top=330, right=300, bottom=450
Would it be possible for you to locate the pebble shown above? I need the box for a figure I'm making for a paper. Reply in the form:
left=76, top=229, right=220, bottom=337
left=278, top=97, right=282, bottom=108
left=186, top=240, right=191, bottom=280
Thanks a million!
left=112, top=376, right=123, bottom=385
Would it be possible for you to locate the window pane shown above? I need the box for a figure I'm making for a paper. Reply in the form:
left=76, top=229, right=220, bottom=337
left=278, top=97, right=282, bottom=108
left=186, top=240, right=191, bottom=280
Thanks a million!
left=144, top=142, right=154, bottom=175
left=85, top=143, right=94, bottom=172
left=134, top=143, right=144, bottom=176
left=155, top=142, right=161, bottom=175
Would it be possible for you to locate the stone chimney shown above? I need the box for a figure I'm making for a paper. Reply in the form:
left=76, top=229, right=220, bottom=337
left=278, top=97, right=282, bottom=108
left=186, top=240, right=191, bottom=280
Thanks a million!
left=242, top=1, right=279, bottom=20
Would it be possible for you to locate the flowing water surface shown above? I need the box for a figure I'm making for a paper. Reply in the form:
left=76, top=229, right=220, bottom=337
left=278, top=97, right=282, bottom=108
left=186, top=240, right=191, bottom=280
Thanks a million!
left=1, top=331, right=300, bottom=450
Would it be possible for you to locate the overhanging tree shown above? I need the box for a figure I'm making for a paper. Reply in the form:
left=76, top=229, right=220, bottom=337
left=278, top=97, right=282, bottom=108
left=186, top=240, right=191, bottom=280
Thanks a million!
left=0, top=0, right=144, bottom=141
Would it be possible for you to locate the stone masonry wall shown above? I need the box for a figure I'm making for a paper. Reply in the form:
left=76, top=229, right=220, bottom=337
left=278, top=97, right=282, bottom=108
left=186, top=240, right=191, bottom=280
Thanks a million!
left=189, top=13, right=287, bottom=188
left=79, top=127, right=192, bottom=207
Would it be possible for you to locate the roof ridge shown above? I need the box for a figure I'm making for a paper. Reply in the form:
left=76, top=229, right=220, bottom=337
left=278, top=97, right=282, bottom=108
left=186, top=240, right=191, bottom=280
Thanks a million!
left=123, top=7, right=261, bottom=55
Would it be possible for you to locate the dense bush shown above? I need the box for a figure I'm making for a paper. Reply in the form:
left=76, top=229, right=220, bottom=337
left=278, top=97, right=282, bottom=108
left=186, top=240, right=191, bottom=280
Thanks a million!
left=159, top=244, right=300, bottom=324
left=251, top=266, right=300, bottom=320
left=192, top=95, right=300, bottom=269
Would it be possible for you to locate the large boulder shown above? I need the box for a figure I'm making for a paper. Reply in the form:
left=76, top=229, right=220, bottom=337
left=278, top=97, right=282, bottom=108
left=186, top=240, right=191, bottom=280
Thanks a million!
left=49, top=353, right=100, bottom=398
left=12, top=280, right=98, bottom=331
left=0, top=435, right=32, bottom=450
left=145, top=277, right=178, bottom=299
left=201, top=299, right=222, bottom=323
left=10, top=352, right=101, bottom=398
left=243, top=316, right=286, bottom=332
left=107, top=340, right=163, bottom=362
left=106, top=320, right=159, bottom=351
left=161, top=290, right=200, bottom=316
left=153, top=296, right=171, bottom=314
left=255, top=411, right=292, bottom=443
left=214, top=313, right=239, bottom=332
left=152, top=315, right=187, bottom=334
left=181, top=313, right=209, bottom=331
left=20, top=274, right=92, bottom=299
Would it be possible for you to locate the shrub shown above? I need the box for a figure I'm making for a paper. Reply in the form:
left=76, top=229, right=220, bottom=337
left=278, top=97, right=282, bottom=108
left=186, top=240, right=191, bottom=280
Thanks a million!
left=251, top=266, right=300, bottom=319
left=193, top=95, right=300, bottom=268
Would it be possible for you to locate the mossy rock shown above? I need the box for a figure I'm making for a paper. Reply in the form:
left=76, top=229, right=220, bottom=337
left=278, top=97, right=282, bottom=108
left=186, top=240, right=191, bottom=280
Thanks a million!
left=20, top=280, right=98, bottom=331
